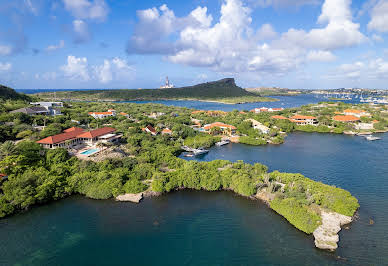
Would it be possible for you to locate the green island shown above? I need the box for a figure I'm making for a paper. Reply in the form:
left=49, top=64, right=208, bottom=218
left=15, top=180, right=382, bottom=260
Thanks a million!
left=36, top=78, right=277, bottom=104
left=3, top=84, right=388, bottom=250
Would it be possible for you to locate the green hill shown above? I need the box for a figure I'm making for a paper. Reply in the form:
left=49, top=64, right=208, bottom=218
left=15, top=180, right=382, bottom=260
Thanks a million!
left=0, top=85, right=30, bottom=101
left=37, top=78, right=276, bottom=103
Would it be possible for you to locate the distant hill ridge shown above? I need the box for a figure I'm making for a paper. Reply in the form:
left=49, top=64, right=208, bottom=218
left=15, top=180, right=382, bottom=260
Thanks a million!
left=53, top=78, right=256, bottom=100
left=0, top=85, right=30, bottom=101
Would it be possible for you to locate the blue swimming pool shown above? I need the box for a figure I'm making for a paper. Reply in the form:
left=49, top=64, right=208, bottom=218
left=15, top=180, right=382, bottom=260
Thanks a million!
left=80, top=148, right=99, bottom=155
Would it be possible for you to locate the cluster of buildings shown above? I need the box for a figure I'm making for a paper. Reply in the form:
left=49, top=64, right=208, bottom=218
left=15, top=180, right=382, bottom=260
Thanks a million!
left=272, top=115, right=318, bottom=125
left=250, top=107, right=284, bottom=114
left=88, top=109, right=130, bottom=119
left=10, top=102, right=63, bottom=116
left=142, top=125, right=172, bottom=136
left=36, top=127, right=121, bottom=149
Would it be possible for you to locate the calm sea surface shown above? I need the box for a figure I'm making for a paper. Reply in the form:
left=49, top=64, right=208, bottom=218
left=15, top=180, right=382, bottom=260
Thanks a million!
left=2, top=93, right=387, bottom=265
left=1, top=133, right=387, bottom=265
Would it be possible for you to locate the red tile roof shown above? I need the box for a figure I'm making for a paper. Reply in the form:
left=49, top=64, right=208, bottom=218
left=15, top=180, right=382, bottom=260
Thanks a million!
left=0, top=173, right=7, bottom=178
left=344, top=109, right=365, bottom=114
left=88, top=112, right=114, bottom=115
left=203, top=122, right=237, bottom=130
left=37, top=127, right=85, bottom=145
left=271, top=115, right=288, bottom=120
left=143, top=125, right=157, bottom=134
left=333, top=115, right=360, bottom=122
left=77, top=127, right=116, bottom=139
left=290, top=115, right=317, bottom=120
left=63, top=127, right=82, bottom=133
left=162, top=128, right=172, bottom=134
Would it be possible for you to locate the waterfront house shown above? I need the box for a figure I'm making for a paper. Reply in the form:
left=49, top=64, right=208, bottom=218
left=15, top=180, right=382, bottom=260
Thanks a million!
left=271, top=115, right=288, bottom=120
left=203, top=122, right=237, bottom=136
left=142, top=125, right=157, bottom=136
left=289, top=115, right=318, bottom=125
left=245, top=119, right=270, bottom=134
left=251, top=107, right=284, bottom=113
left=89, top=110, right=116, bottom=119
left=355, top=123, right=374, bottom=130
left=343, top=109, right=370, bottom=118
left=36, top=127, right=119, bottom=149
left=161, top=128, right=172, bottom=135
left=332, top=115, right=360, bottom=122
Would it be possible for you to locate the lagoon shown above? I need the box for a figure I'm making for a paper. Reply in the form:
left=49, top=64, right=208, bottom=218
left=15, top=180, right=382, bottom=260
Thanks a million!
left=1, top=133, right=387, bottom=265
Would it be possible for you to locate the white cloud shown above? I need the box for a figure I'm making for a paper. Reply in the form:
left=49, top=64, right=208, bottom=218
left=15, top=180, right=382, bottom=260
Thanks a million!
left=279, top=0, right=366, bottom=50
left=327, top=59, right=388, bottom=80
left=46, top=40, right=65, bottom=52
left=94, top=57, right=134, bottom=83
left=0, top=45, right=12, bottom=56
left=256, top=24, right=278, bottom=40
left=60, top=55, right=134, bottom=84
left=35, top=72, right=57, bottom=80
left=62, top=0, right=108, bottom=21
left=61, top=55, right=90, bottom=81
left=368, top=0, right=388, bottom=32
left=307, top=50, right=336, bottom=62
left=128, top=0, right=365, bottom=76
left=0, top=62, right=12, bottom=72
left=73, top=20, right=91, bottom=43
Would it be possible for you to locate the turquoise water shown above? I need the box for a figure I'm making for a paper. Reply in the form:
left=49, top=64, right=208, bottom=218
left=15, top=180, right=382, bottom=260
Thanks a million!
left=80, top=148, right=99, bottom=155
left=1, top=132, right=387, bottom=265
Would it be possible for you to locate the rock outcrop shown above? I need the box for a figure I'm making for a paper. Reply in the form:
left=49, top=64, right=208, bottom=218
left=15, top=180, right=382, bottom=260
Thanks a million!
left=116, top=193, right=143, bottom=203
left=313, top=210, right=353, bottom=251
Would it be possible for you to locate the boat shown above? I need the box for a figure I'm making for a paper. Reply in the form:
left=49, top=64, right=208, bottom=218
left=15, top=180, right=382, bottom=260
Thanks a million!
left=184, top=153, right=194, bottom=157
left=193, top=149, right=209, bottom=156
left=216, top=140, right=230, bottom=146
left=365, top=135, right=381, bottom=141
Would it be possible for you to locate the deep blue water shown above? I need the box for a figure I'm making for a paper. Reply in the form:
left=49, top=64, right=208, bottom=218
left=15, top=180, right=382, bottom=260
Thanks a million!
left=1, top=133, right=387, bottom=265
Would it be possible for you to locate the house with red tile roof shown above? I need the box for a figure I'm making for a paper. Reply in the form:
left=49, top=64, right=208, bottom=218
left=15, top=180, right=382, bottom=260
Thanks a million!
left=271, top=115, right=288, bottom=120
left=161, top=128, right=172, bottom=135
left=343, top=109, right=370, bottom=118
left=37, top=127, right=119, bottom=149
left=89, top=110, right=116, bottom=119
left=0, top=173, right=8, bottom=183
left=142, top=125, right=157, bottom=136
left=289, top=115, right=318, bottom=125
left=332, top=115, right=360, bottom=122
left=203, top=122, right=237, bottom=136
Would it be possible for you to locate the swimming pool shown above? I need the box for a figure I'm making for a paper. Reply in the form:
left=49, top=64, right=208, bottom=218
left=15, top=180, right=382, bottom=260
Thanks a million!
left=80, top=148, right=99, bottom=156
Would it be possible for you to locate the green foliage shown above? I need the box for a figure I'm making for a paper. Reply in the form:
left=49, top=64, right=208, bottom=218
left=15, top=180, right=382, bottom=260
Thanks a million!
left=239, top=136, right=267, bottom=146
left=184, top=134, right=220, bottom=148
left=270, top=197, right=322, bottom=234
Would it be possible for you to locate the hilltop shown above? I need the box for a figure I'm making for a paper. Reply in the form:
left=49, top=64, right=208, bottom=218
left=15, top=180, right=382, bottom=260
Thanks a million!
left=0, top=85, right=31, bottom=101
left=36, top=78, right=277, bottom=104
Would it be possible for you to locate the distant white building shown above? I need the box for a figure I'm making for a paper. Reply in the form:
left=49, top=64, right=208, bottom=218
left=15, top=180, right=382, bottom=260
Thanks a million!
left=89, top=110, right=116, bottom=119
left=245, top=119, right=270, bottom=134
left=30, top=102, right=63, bottom=116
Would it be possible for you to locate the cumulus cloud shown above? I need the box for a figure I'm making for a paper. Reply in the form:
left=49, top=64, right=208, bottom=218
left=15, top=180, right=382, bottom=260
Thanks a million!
left=62, top=0, right=108, bottom=21
left=94, top=58, right=135, bottom=83
left=61, top=55, right=90, bottom=81
left=327, top=58, right=388, bottom=80
left=367, top=0, right=388, bottom=32
left=127, top=0, right=367, bottom=76
left=46, top=40, right=65, bottom=52
left=278, top=0, right=366, bottom=50
left=60, top=55, right=134, bottom=84
left=73, top=19, right=91, bottom=43
left=307, top=50, right=336, bottom=62
left=0, top=45, right=12, bottom=56
left=0, top=62, right=12, bottom=72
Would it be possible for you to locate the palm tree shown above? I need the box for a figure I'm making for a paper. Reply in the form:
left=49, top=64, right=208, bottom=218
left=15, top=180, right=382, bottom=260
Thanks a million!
left=0, top=141, right=16, bottom=159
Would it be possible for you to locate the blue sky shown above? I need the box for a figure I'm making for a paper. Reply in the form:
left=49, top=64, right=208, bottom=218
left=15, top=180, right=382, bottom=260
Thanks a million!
left=0, top=0, right=388, bottom=90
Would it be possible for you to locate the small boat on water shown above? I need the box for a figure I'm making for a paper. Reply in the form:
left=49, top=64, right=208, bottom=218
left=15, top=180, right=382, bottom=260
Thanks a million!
left=184, top=153, right=194, bottom=157
left=365, top=135, right=381, bottom=141
left=216, top=140, right=230, bottom=146
left=193, top=149, right=209, bottom=156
